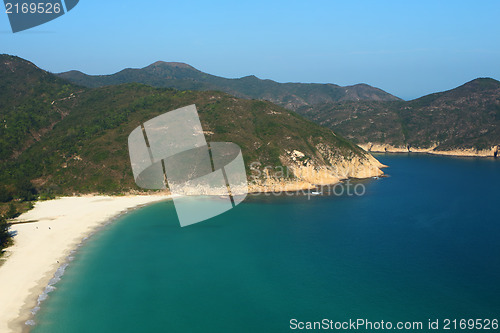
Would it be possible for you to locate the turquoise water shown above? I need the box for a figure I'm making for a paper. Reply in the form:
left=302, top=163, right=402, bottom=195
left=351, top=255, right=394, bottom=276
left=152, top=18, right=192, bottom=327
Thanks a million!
left=31, top=154, right=500, bottom=332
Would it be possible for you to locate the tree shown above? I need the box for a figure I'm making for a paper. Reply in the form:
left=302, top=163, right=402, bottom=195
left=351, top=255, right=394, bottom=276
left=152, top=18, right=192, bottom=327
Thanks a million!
left=0, top=185, right=13, bottom=202
left=6, top=203, right=18, bottom=219
left=15, top=179, right=37, bottom=202
left=0, top=215, right=12, bottom=250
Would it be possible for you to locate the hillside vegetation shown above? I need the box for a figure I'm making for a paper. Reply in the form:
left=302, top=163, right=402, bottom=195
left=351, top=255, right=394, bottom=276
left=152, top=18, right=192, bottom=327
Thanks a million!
left=1, top=55, right=382, bottom=212
left=296, top=78, right=500, bottom=151
left=58, top=60, right=500, bottom=153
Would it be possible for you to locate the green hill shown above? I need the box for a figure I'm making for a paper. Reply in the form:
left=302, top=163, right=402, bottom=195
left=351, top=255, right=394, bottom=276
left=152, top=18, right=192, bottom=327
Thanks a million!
left=57, top=60, right=500, bottom=153
left=0, top=55, right=81, bottom=161
left=296, top=78, right=500, bottom=152
left=1, top=55, right=384, bottom=207
left=57, top=61, right=401, bottom=110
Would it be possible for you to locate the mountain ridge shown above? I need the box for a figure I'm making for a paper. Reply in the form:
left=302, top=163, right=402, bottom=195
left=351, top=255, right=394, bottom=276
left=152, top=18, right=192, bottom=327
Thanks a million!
left=297, top=77, right=500, bottom=153
left=57, top=61, right=402, bottom=110
left=17, top=54, right=500, bottom=154
left=1, top=54, right=385, bottom=208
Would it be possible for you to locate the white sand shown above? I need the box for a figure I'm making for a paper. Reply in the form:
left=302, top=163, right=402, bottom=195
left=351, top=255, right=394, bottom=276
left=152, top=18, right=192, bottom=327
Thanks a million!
left=0, top=195, right=171, bottom=333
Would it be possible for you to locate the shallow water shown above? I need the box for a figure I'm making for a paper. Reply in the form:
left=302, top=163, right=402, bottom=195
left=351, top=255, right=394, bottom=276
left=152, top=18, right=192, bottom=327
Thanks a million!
left=31, top=154, right=500, bottom=332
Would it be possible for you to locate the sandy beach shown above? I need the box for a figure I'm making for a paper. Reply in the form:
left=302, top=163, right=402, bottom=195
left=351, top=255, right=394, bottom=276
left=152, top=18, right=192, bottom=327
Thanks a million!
left=0, top=195, right=171, bottom=333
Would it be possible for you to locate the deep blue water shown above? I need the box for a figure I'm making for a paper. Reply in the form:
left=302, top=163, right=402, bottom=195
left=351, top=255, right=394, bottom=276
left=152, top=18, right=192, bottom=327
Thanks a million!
left=31, top=154, right=500, bottom=332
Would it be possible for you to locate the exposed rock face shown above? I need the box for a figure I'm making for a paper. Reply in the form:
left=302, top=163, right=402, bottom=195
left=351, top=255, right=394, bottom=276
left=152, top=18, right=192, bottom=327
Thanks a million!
left=248, top=143, right=385, bottom=193
left=360, top=143, right=500, bottom=157
left=135, top=144, right=386, bottom=196
left=427, top=147, right=500, bottom=157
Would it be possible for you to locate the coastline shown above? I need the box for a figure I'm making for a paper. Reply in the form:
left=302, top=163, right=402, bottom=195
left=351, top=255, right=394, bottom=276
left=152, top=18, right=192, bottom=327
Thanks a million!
left=0, top=194, right=172, bottom=333
left=359, top=143, right=499, bottom=158
left=0, top=160, right=385, bottom=333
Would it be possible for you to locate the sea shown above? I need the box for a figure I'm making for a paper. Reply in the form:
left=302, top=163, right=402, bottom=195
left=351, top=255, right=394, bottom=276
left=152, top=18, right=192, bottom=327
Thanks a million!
left=31, top=154, right=500, bottom=333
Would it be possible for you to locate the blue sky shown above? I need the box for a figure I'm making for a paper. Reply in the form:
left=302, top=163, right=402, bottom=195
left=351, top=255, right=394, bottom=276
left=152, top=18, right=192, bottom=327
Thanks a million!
left=1, top=0, right=499, bottom=100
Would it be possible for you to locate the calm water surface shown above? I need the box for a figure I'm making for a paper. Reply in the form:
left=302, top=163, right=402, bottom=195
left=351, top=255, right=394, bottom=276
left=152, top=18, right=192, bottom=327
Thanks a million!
left=31, top=154, right=500, bottom=332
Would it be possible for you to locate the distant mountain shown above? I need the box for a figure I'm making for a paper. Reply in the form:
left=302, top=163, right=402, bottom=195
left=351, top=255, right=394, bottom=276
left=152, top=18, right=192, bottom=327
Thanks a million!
left=16, top=55, right=500, bottom=156
left=57, top=61, right=401, bottom=110
left=296, top=78, right=500, bottom=153
left=1, top=55, right=384, bottom=202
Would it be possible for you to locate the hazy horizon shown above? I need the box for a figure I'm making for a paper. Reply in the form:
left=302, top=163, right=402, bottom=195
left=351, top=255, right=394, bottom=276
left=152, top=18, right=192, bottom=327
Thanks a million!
left=2, top=0, right=500, bottom=100
left=36, top=58, right=496, bottom=101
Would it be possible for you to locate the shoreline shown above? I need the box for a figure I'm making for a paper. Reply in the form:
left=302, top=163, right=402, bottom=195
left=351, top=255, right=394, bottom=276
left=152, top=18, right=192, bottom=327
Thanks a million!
left=0, top=195, right=172, bottom=333
left=0, top=171, right=384, bottom=333
left=359, top=143, right=499, bottom=158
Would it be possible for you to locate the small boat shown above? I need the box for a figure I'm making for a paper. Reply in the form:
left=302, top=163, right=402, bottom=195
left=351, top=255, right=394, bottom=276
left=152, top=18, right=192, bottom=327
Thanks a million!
left=310, top=191, right=321, bottom=195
